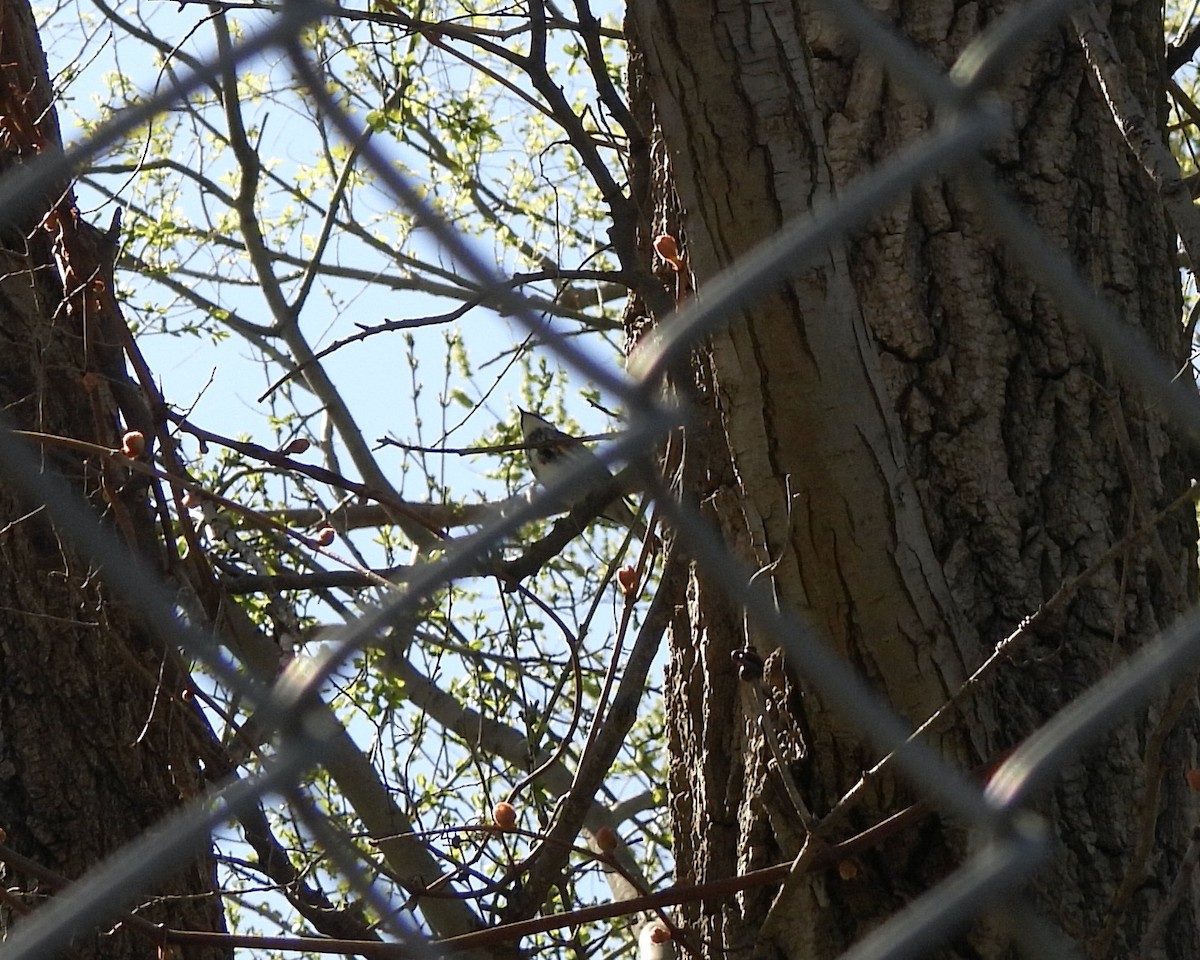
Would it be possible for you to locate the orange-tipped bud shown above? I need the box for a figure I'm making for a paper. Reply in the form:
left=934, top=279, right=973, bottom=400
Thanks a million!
left=492, top=801, right=517, bottom=830
left=120, top=430, right=146, bottom=458
left=313, top=527, right=336, bottom=547
left=617, top=566, right=639, bottom=596
left=639, top=920, right=672, bottom=960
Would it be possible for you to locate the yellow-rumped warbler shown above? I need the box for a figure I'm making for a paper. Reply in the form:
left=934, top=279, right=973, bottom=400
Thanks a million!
left=519, top=409, right=651, bottom=541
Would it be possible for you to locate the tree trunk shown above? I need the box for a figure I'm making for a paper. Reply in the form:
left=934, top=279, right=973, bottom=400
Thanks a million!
left=0, top=1, right=229, bottom=956
left=627, top=1, right=1199, bottom=957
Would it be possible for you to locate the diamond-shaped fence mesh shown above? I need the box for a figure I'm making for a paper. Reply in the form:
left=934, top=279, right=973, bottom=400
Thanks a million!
left=1, top=0, right=1199, bottom=957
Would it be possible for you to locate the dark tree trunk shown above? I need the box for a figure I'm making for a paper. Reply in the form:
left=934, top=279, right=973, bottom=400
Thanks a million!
left=0, top=1, right=229, bottom=956
left=627, top=1, right=1199, bottom=957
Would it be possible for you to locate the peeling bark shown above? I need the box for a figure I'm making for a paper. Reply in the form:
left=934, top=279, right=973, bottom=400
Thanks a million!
left=628, top=1, right=1200, bottom=957
left=0, top=1, right=229, bottom=955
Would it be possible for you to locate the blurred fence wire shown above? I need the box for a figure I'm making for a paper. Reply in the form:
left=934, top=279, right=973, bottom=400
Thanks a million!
left=1, top=0, right=1199, bottom=957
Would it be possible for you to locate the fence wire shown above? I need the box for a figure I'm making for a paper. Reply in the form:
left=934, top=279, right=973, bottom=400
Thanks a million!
left=0, top=0, right=1197, bottom=957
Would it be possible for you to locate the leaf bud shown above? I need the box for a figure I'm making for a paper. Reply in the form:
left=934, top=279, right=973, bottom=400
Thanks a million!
left=595, top=825, right=619, bottom=853
left=492, top=801, right=517, bottom=830
left=653, top=234, right=682, bottom=268
left=120, top=430, right=146, bottom=458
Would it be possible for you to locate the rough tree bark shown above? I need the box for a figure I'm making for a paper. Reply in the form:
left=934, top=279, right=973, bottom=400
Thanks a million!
left=0, top=1, right=230, bottom=956
left=627, top=1, right=1199, bottom=957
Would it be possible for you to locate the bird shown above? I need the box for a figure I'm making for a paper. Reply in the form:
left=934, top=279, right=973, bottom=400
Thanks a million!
left=519, top=408, right=651, bottom=541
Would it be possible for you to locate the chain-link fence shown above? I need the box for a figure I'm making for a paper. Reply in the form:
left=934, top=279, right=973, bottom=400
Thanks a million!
left=1, top=0, right=1199, bottom=956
